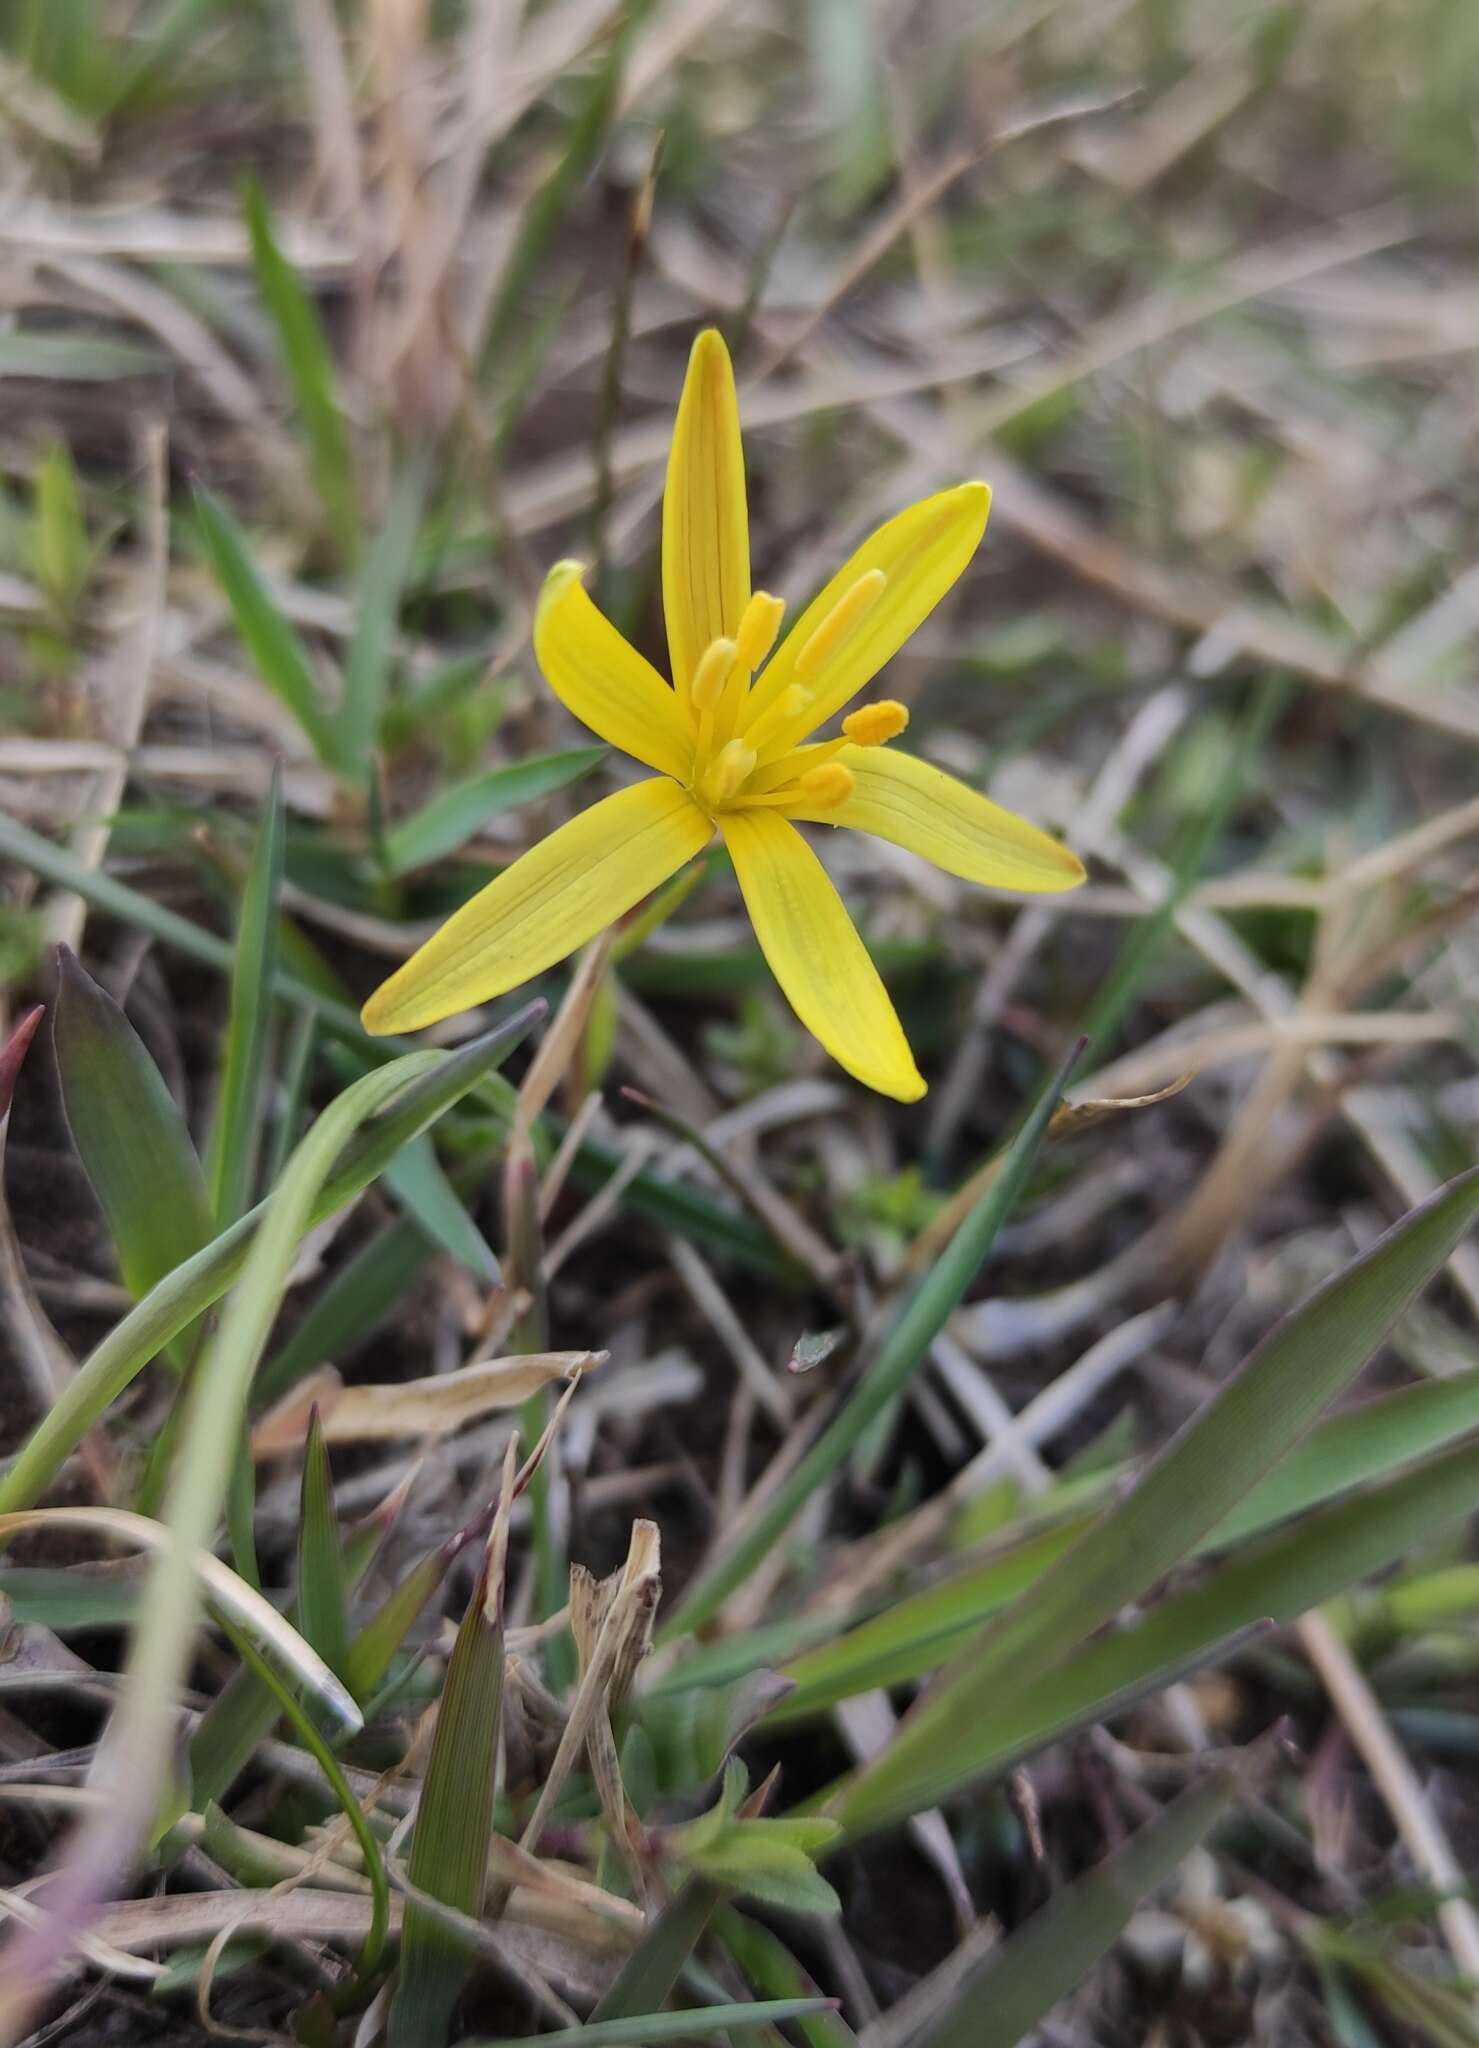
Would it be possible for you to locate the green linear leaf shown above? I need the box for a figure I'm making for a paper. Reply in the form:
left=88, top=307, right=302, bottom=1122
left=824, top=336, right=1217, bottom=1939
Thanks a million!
left=465, top=2001, right=837, bottom=2047
left=662, top=1040, right=1083, bottom=1639
left=919, top=1774, right=1236, bottom=2048
left=0, top=808, right=777, bottom=1273
left=53, top=946, right=213, bottom=1318
left=836, top=1165, right=1479, bottom=1833
left=194, top=486, right=341, bottom=770
left=243, top=177, right=357, bottom=561
left=0, top=1006, right=540, bottom=1516
left=296, top=1409, right=349, bottom=1682
left=336, top=458, right=427, bottom=777
left=389, top=1518, right=508, bottom=2048
left=204, top=767, right=284, bottom=1224
left=948, top=1429, right=1479, bottom=1797
left=383, top=747, right=606, bottom=876
left=772, top=1364, right=1479, bottom=1723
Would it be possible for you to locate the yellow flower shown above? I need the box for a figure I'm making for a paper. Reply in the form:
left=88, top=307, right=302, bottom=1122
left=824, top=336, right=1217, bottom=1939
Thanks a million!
left=362, top=330, right=1084, bottom=1099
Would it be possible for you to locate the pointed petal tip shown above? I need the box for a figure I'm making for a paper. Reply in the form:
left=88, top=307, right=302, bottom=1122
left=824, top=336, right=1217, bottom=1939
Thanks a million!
left=957, top=478, right=992, bottom=532
left=359, top=987, right=408, bottom=1038
left=0, top=1005, right=45, bottom=1119
left=691, top=325, right=732, bottom=369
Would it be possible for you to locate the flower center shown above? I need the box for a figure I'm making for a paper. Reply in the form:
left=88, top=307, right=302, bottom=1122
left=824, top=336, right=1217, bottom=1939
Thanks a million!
left=682, top=571, right=906, bottom=817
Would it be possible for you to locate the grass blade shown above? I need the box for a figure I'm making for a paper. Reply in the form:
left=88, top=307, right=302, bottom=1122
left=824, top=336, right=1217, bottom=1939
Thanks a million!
left=589, top=1878, right=726, bottom=2026
left=0, top=1505, right=355, bottom=1730
left=215, top=1615, right=389, bottom=1992
left=388, top=1456, right=513, bottom=2048
left=466, top=2003, right=839, bottom=2047
left=477, top=20, right=637, bottom=376
left=662, top=1041, right=1083, bottom=1639
left=918, top=1773, right=1236, bottom=2048
left=0, top=1060, right=433, bottom=2005
left=385, top=1133, right=501, bottom=1286
left=242, top=176, right=357, bottom=561
left=204, top=765, right=284, bottom=1225
left=336, top=457, right=428, bottom=779
left=194, top=486, right=341, bottom=770
left=834, top=1166, right=1479, bottom=1833
left=769, top=1365, right=1479, bottom=1722
left=382, top=746, right=605, bottom=876
left=948, top=1430, right=1479, bottom=1793
left=0, top=808, right=774, bottom=1270
left=296, top=1408, right=349, bottom=1682
left=52, top=946, right=213, bottom=1314
left=0, top=1008, right=540, bottom=1514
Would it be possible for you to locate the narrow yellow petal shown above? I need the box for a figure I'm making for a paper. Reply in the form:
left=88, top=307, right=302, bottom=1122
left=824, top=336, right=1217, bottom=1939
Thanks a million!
left=663, top=329, right=750, bottom=694
left=786, top=746, right=1085, bottom=892
left=743, top=482, right=990, bottom=747
left=534, top=562, right=693, bottom=781
left=362, top=781, right=712, bottom=1034
left=718, top=809, right=924, bottom=1102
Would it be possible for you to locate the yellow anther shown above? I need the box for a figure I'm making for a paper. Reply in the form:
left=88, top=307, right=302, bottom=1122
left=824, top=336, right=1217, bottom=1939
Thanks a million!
left=797, top=762, right=855, bottom=811
left=690, top=635, right=737, bottom=712
left=735, top=591, right=785, bottom=674
left=793, top=569, right=887, bottom=681
left=708, top=740, right=757, bottom=804
left=842, top=699, right=909, bottom=747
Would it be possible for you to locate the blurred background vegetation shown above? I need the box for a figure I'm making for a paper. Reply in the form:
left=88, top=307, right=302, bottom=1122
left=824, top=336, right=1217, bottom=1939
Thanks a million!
left=1, top=1, right=1479, bottom=2043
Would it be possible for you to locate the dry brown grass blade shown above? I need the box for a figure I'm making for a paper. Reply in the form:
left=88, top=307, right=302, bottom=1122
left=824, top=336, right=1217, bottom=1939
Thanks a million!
left=516, top=1520, right=661, bottom=1869
left=250, top=1351, right=603, bottom=1456
left=569, top=1557, right=653, bottom=1903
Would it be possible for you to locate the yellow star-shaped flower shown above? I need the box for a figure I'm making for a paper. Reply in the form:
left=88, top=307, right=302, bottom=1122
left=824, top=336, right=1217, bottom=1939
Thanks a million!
left=363, top=330, right=1084, bottom=1099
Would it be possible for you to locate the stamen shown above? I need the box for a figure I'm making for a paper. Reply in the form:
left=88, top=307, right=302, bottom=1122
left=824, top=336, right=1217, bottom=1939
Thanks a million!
left=735, top=591, right=785, bottom=673
left=843, top=699, right=909, bottom=746
left=793, top=569, right=887, bottom=681
left=744, top=684, right=810, bottom=751
left=796, top=762, right=855, bottom=810
left=746, top=736, right=845, bottom=795
left=707, top=739, right=756, bottom=805
left=690, top=635, right=737, bottom=712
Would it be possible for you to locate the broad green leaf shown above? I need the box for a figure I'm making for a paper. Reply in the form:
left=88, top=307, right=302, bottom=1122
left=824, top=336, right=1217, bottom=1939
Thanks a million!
left=662, top=1040, right=1082, bottom=1639
left=243, top=177, right=357, bottom=560
left=296, top=1410, right=349, bottom=1681
left=382, top=746, right=606, bottom=876
left=835, top=1166, right=1479, bottom=1832
left=0, top=1006, right=541, bottom=1515
left=53, top=946, right=214, bottom=1312
left=918, top=1773, right=1236, bottom=2048
left=204, top=768, right=283, bottom=1224
left=194, top=486, right=340, bottom=769
left=389, top=1519, right=508, bottom=2048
